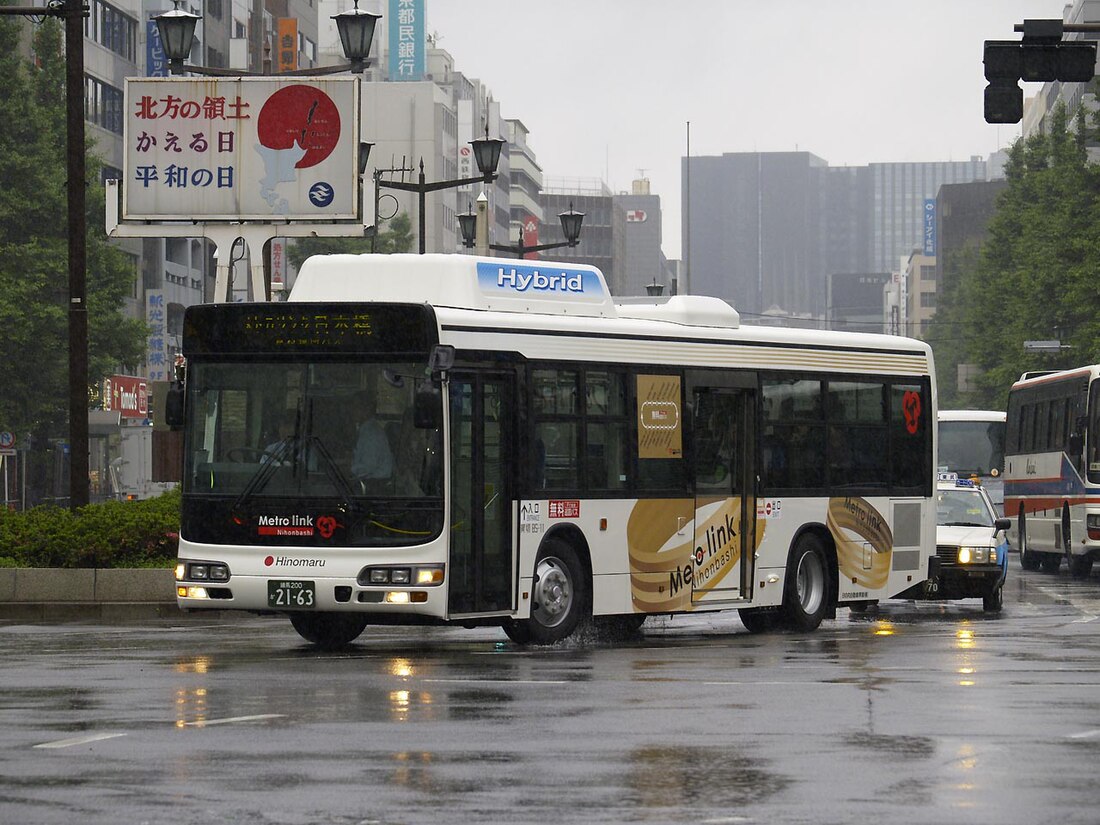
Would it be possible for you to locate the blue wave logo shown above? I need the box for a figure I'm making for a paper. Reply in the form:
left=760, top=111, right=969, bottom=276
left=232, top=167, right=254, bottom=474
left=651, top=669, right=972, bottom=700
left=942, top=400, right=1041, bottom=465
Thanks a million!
left=308, top=182, right=335, bottom=208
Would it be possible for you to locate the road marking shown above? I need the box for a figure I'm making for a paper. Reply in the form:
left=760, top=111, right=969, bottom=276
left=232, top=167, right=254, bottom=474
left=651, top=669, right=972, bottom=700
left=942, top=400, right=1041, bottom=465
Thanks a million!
left=34, top=732, right=127, bottom=749
left=181, top=714, right=285, bottom=727
left=1068, top=729, right=1100, bottom=740
left=423, top=679, right=569, bottom=685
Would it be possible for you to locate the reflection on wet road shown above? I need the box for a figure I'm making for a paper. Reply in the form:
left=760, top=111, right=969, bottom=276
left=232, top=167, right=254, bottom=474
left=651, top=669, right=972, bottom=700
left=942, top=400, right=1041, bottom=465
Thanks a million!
left=3, top=565, right=1100, bottom=824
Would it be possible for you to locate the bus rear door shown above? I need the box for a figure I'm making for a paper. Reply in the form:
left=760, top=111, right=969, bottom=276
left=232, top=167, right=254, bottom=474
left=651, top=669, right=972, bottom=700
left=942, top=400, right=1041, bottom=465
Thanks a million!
left=691, top=382, right=757, bottom=604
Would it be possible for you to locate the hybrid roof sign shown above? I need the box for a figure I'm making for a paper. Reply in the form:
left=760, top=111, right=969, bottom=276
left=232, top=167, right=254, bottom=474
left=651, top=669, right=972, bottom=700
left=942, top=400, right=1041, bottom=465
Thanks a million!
left=122, top=77, right=360, bottom=221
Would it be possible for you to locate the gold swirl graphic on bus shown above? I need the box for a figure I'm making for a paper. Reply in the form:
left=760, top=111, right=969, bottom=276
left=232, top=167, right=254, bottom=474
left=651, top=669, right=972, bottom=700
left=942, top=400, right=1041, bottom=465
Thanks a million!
left=626, top=497, right=762, bottom=612
left=827, top=496, right=892, bottom=590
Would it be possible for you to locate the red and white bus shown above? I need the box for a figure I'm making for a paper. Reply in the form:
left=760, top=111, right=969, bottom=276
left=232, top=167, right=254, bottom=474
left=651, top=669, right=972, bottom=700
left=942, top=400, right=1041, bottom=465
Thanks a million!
left=1005, top=366, right=1100, bottom=577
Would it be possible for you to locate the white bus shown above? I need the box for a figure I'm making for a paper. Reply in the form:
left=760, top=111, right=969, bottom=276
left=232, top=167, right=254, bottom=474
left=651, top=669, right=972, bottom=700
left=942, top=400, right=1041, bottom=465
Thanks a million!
left=937, top=410, right=1006, bottom=514
left=170, top=254, right=938, bottom=647
left=1004, top=366, right=1099, bottom=577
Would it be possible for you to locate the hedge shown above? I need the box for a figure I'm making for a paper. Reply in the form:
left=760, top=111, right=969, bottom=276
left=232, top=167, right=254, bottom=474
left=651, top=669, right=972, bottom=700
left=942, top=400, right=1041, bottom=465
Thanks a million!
left=0, top=488, right=180, bottom=569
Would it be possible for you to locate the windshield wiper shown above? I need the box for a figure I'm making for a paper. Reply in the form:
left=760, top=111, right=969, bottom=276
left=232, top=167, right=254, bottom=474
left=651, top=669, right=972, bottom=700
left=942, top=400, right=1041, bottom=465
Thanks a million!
left=231, top=435, right=303, bottom=512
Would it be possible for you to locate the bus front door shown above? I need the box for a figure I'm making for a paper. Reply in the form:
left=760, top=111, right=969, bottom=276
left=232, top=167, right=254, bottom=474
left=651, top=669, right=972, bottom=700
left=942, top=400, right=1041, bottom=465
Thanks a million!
left=691, top=386, right=756, bottom=603
left=447, top=373, right=515, bottom=616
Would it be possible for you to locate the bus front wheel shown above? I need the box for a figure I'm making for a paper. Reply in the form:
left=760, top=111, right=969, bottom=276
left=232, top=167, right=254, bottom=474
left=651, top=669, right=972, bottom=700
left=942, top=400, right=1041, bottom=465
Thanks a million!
left=289, top=612, right=368, bottom=649
left=781, top=534, right=829, bottom=632
left=507, top=538, right=590, bottom=645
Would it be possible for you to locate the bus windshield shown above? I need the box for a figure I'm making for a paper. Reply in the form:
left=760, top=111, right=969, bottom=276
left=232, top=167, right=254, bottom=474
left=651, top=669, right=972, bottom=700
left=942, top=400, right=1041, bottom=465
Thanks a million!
left=938, top=418, right=1005, bottom=478
left=184, top=359, right=443, bottom=528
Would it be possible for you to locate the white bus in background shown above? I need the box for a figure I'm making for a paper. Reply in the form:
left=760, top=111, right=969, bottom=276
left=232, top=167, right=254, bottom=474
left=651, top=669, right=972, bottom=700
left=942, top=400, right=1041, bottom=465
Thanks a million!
left=937, top=410, right=1006, bottom=515
left=168, top=254, right=939, bottom=648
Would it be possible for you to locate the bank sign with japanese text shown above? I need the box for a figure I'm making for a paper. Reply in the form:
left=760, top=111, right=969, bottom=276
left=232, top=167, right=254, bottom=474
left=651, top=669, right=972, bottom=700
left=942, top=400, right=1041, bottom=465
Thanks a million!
left=123, top=77, right=360, bottom=221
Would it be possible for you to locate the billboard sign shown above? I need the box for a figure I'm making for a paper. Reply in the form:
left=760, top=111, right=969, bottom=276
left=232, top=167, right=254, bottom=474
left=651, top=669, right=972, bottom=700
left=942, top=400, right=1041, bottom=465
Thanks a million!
left=277, top=18, right=298, bottom=74
left=123, top=77, right=360, bottom=221
left=146, top=290, right=168, bottom=382
left=146, top=20, right=168, bottom=77
left=923, top=198, right=936, bottom=256
left=388, top=0, right=425, bottom=81
left=104, top=375, right=149, bottom=420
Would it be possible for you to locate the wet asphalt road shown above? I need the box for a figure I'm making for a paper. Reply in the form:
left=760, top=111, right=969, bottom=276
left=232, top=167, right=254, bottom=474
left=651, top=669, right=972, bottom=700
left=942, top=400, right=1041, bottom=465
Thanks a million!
left=3, top=565, right=1100, bottom=825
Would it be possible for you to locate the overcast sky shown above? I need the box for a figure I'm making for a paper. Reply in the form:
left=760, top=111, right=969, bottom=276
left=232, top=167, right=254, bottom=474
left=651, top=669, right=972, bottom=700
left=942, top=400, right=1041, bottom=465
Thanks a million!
left=426, top=0, right=1062, bottom=259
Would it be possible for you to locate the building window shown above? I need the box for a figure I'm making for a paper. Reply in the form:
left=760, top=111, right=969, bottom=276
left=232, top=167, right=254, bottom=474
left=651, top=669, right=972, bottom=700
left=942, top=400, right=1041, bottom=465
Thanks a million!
left=84, top=75, right=124, bottom=134
left=85, top=0, right=137, bottom=62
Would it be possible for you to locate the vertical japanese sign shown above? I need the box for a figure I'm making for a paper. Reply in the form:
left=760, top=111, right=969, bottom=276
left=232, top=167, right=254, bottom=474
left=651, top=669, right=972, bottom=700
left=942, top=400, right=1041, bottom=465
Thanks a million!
left=270, top=238, right=287, bottom=291
left=923, top=198, right=936, bottom=256
left=123, top=77, right=360, bottom=220
left=146, top=20, right=167, bottom=77
left=146, top=291, right=168, bottom=382
left=522, top=213, right=539, bottom=260
left=388, top=0, right=425, bottom=81
left=277, top=18, right=298, bottom=74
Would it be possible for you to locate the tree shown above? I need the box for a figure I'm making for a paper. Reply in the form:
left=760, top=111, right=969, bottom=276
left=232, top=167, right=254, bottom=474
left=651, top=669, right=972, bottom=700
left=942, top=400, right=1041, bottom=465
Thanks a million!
left=0, top=18, right=146, bottom=500
left=930, top=101, right=1100, bottom=410
left=286, top=212, right=415, bottom=270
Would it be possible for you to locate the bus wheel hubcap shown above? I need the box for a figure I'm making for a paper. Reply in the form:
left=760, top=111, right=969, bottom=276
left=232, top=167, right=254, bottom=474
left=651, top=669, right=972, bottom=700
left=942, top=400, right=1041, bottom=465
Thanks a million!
left=534, top=558, right=571, bottom=626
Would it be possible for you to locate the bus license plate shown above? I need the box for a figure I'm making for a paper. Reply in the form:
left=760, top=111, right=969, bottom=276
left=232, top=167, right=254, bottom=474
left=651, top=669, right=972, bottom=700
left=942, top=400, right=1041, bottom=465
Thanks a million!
left=267, top=579, right=316, bottom=609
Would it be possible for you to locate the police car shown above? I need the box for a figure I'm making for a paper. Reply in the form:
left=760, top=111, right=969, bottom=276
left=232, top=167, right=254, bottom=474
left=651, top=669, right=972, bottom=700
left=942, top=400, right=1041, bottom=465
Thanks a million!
left=933, top=472, right=1011, bottom=612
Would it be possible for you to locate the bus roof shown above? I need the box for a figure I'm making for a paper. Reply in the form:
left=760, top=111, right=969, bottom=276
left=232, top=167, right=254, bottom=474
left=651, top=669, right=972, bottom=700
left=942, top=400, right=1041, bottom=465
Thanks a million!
left=288, top=254, right=933, bottom=372
left=1011, top=365, right=1100, bottom=388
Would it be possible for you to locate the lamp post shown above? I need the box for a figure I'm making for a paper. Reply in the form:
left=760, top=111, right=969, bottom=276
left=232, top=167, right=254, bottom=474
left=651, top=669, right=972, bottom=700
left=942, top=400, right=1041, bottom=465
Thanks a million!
left=645, top=279, right=665, bottom=296
left=0, top=0, right=89, bottom=508
left=155, top=0, right=380, bottom=76
left=376, top=131, right=504, bottom=254
left=460, top=203, right=585, bottom=258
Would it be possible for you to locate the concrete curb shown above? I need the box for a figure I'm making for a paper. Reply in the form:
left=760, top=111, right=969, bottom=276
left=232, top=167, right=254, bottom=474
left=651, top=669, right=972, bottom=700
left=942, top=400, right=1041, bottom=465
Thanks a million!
left=0, top=568, right=204, bottom=622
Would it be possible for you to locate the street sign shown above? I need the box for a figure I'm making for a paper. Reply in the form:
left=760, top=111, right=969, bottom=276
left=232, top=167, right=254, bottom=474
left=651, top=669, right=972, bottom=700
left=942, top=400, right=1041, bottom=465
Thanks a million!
left=0, top=431, right=14, bottom=450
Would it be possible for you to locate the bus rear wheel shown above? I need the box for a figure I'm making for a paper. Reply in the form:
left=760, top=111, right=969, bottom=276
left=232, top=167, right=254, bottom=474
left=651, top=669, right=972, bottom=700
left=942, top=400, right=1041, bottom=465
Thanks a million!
left=1069, top=553, right=1094, bottom=579
left=1019, top=512, right=1041, bottom=571
left=289, top=612, right=368, bottom=649
left=507, top=538, right=590, bottom=645
left=781, top=534, right=829, bottom=632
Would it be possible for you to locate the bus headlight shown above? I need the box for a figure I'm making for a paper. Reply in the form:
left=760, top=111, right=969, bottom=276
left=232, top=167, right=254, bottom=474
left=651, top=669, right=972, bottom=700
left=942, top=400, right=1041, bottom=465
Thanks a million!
left=361, top=565, right=444, bottom=586
left=176, top=560, right=231, bottom=582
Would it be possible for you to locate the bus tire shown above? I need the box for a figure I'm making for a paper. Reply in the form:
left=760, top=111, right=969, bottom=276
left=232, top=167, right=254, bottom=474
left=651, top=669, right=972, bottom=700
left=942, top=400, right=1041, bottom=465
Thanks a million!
left=982, top=584, right=1004, bottom=613
left=289, top=612, right=368, bottom=649
left=738, top=607, right=780, bottom=633
left=1019, top=511, right=1041, bottom=571
left=780, top=534, right=829, bottom=632
left=516, top=538, right=590, bottom=645
left=1069, top=553, right=1094, bottom=579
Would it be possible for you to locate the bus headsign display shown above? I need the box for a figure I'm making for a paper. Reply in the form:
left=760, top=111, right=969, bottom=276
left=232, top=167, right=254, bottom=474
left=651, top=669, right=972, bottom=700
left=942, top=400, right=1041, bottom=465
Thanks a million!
left=183, top=303, right=437, bottom=356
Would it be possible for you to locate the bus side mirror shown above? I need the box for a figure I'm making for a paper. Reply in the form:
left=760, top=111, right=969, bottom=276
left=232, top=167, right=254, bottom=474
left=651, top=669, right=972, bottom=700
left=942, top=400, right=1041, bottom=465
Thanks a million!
left=994, top=517, right=1011, bottom=533
left=428, top=344, right=455, bottom=385
left=164, top=382, right=185, bottom=429
left=413, top=382, right=442, bottom=429
left=1069, top=431, right=1084, bottom=455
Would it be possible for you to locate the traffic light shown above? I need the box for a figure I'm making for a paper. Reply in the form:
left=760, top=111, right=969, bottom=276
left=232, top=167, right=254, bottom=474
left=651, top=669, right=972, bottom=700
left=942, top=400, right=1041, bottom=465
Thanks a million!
left=982, top=19, right=1098, bottom=124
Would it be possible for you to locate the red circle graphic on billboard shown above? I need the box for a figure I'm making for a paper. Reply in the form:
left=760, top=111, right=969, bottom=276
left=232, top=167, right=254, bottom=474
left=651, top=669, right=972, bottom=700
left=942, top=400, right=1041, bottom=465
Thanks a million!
left=256, top=85, right=342, bottom=169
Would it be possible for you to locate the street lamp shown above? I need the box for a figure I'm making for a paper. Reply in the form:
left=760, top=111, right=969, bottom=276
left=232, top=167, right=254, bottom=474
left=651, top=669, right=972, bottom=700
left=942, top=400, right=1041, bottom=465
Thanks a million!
left=156, top=0, right=380, bottom=76
left=376, top=127, right=505, bottom=254
left=645, top=278, right=665, bottom=296
left=460, top=202, right=585, bottom=258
